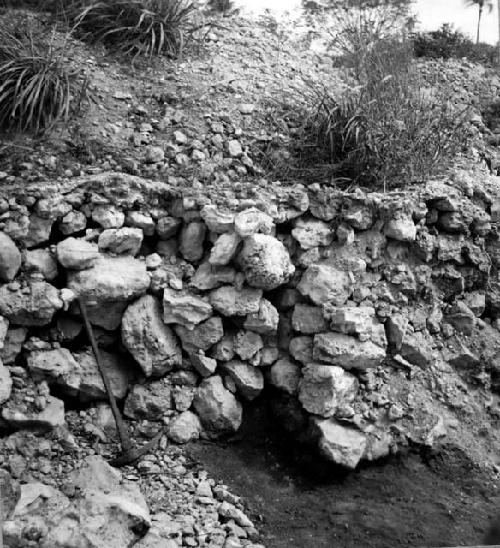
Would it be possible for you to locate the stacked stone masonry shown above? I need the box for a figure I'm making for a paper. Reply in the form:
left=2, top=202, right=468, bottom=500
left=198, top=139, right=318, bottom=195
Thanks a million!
left=1, top=171, right=500, bottom=471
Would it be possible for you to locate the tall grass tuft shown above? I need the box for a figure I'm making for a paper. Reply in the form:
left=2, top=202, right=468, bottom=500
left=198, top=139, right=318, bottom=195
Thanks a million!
left=0, top=18, right=90, bottom=134
left=66, top=0, right=196, bottom=59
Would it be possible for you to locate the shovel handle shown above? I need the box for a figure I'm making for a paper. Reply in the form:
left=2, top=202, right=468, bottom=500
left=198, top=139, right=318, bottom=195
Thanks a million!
left=79, top=299, right=132, bottom=453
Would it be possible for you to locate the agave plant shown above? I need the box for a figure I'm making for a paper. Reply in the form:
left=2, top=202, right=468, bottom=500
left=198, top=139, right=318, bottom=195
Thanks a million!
left=0, top=19, right=89, bottom=134
left=67, top=0, right=197, bottom=59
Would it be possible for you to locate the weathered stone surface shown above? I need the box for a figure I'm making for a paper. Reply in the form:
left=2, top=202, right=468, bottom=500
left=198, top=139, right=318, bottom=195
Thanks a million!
left=238, top=234, right=294, bottom=290
left=298, top=265, right=352, bottom=306
left=400, top=331, right=434, bottom=368
left=2, top=396, right=65, bottom=431
left=343, top=199, right=373, bottom=230
left=221, top=360, right=264, bottom=401
left=243, top=298, right=279, bottom=334
left=174, top=316, right=224, bottom=354
left=0, top=280, right=62, bottom=326
left=22, top=215, right=53, bottom=248
left=27, top=348, right=77, bottom=382
left=163, top=288, right=213, bottom=327
left=384, top=216, right=416, bottom=242
left=179, top=221, right=206, bottom=262
left=312, top=418, right=367, bottom=469
left=71, top=349, right=131, bottom=402
left=76, top=300, right=128, bottom=330
left=0, top=359, right=12, bottom=404
left=168, top=410, right=202, bottom=444
left=313, top=333, right=386, bottom=370
left=269, top=358, right=301, bottom=395
left=211, top=334, right=236, bottom=362
left=324, top=306, right=382, bottom=342
left=298, top=364, right=358, bottom=417
left=98, top=227, right=144, bottom=256
left=385, top=314, right=408, bottom=351
left=56, top=238, right=100, bottom=270
left=122, top=295, right=181, bottom=377
left=0, top=233, right=21, bottom=282
left=91, top=205, right=125, bottom=229
left=59, top=210, right=87, bottom=235
left=126, top=211, right=155, bottom=235
left=193, top=376, right=242, bottom=436
left=156, top=216, right=182, bottom=239
left=0, top=327, right=27, bottom=364
left=24, top=249, right=58, bottom=281
left=190, top=351, right=217, bottom=377
left=234, top=330, right=263, bottom=360
left=191, top=262, right=236, bottom=290
left=200, top=205, right=235, bottom=233
left=209, top=286, right=262, bottom=316
left=0, top=315, right=8, bottom=349
left=124, top=381, right=172, bottom=420
left=291, top=304, right=328, bottom=334
left=68, top=256, right=149, bottom=302
left=234, top=207, right=273, bottom=237
left=292, top=218, right=334, bottom=249
left=289, top=336, right=314, bottom=364
left=209, top=233, right=241, bottom=266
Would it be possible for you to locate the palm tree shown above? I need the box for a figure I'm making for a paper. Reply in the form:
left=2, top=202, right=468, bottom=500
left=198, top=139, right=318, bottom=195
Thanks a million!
left=464, top=0, right=493, bottom=43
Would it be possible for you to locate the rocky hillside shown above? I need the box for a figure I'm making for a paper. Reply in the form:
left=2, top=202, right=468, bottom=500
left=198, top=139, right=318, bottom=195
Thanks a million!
left=3, top=6, right=500, bottom=548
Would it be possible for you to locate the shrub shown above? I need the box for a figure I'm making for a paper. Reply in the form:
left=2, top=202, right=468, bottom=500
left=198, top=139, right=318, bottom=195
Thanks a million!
left=414, top=24, right=497, bottom=65
left=0, top=17, right=89, bottom=134
left=65, top=0, right=196, bottom=59
left=270, top=38, right=469, bottom=189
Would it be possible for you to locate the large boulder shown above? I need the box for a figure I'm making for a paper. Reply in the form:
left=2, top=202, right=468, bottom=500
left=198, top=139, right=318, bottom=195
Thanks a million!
left=179, top=221, right=206, bottom=262
left=237, top=234, right=294, bottom=290
left=313, top=333, right=386, bottom=370
left=56, top=238, right=100, bottom=270
left=311, top=418, right=367, bottom=469
left=291, top=304, right=328, bottom=334
left=268, top=358, right=301, bottom=395
left=27, top=348, right=77, bottom=383
left=174, top=316, right=224, bottom=354
left=191, top=262, right=236, bottom=291
left=71, top=349, right=132, bottom=402
left=209, top=233, right=241, bottom=266
left=298, top=364, right=358, bottom=417
left=221, top=360, right=264, bottom=401
left=291, top=218, right=334, bottom=249
left=68, top=256, right=150, bottom=302
left=0, top=359, right=12, bottom=404
left=98, top=227, right=144, bottom=256
left=324, top=305, right=385, bottom=345
left=209, top=286, right=262, bottom=316
left=124, top=381, right=172, bottom=420
left=234, top=207, right=273, bottom=237
left=168, top=410, right=202, bottom=444
left=0, top=280, right=63, bottom=326
left=298, top=265, right=352, bottom=306
left=243, top=298, right=279, bottom=334
left=0, top=233, right=21, bottom=282
left=122, top=295, right=182, bottom=377
left=163, top=288, right=213, bottom=327
left=192, top=376, right=242, bottom=436
left=1, top=327, right=28, bottom=364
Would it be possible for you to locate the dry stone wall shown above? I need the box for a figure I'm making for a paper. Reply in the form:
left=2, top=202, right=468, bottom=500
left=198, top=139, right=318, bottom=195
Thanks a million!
left=1, top=171, right=500, bottom=470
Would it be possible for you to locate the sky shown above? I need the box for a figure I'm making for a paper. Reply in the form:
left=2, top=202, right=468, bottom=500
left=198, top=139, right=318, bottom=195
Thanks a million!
left=233, top=0, right=499, bottom=44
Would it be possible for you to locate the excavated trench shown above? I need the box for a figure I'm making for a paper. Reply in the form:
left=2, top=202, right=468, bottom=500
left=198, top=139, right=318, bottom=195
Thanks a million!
left=2, top=172, right=500, bottom=546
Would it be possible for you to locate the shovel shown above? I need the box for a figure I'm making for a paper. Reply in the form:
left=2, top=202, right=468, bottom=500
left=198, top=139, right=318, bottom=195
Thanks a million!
left=79, top=299, right=163, bottom=467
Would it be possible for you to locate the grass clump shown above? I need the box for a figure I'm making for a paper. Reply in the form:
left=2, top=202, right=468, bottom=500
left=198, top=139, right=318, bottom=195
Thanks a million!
left=0, top=17, right=90, bottom=134
left=264, top=36, right=469, bottom=190
left=65, top=0, right=196, bottom=59
left=414, top=24, right=497, bottom=65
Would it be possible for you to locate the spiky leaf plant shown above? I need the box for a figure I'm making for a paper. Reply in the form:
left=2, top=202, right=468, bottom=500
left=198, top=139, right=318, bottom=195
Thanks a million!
left=67, top=0, right=196, bottom=59
left=0, top=19, right=89, bottom=134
